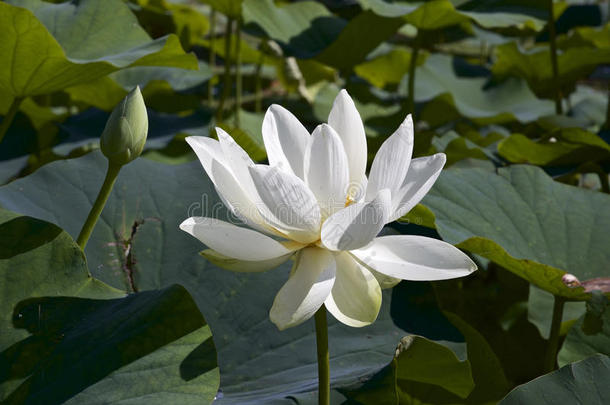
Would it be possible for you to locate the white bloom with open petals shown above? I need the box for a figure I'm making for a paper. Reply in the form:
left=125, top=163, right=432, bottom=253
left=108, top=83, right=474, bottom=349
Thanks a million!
left=180, top=90, right=477, bottom=330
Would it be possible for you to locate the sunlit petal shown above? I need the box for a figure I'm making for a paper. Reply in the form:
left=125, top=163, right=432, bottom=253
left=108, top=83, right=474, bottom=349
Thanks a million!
left=304, top=124, right=350, bottom=219
left=180, top=217, right=301, bottom=261
left=270, top=247, right=336, bottom=330
left=328, top=90, right=367, bottom=199
left=389, top=153, right=446, bottom=222
left=350, top=235, right=477, bottom=281
left=321, top=189, right=391, bottom=251
left=325, top=253, right=381, bottom=327
left=262, top=104, right=310, bottom=179
left=366, top=115, right=413, bottom=202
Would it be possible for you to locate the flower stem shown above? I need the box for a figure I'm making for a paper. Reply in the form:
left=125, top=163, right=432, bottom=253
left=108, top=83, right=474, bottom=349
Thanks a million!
left=234, top=19, right=242, bottom=128
left=0, top=97, right=23, bottom=144
left=216, top=18, right=234, bottom=122
left=314, top=305, right=330, bottom=405
left=207, top=9, right=216, bottom=105
left=544, top=295, right=565, bottom=373
left=407, top=40, right=420, bottom=116
left=547, top=0, right=563, bottom=115
left=254, top=55, right=264, bottom=113
left=76, top=162, right=121, bottom=253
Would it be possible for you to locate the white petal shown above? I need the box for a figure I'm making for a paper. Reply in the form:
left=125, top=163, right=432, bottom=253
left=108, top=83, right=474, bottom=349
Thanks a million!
left=352, top=254, right=402, bottom=289
left=270, top=247, right=336, bottom=330
left=321, top=189, right=391, bottom=251
left=304, top=124, right=350, bottom=219
left=389, top=153, right=446, bottom=222
left=325, top=253, right=381, bottom=327
left=210, top=159, right=274, bottom=234
left=350, top=235, right=477, bottom=281
left=249, top=165, right=321, bottom=244
left=328, top=90, right=367, bottom=199
left=216, top=127, right=258, bottom=198
left=201, top=249, right=294, bottom=272
left=179, top=217, right=301, bottom=261
left=366, top=115, right=414, bottom=202
left=185, top=136, right=227, bottom=183
left=185, top=135, right=282, bottom=235
left=262, top=104, right=310, bottom=179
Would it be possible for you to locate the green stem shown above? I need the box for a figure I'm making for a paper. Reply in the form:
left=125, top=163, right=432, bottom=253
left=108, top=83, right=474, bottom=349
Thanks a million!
left=407, top=40, right=420, bottom=116
left=254, top=55, right=264, bottom=113
left=547, top=0, right=563, bottom=115
left=544, top=295, right=565, bottom=373
left=314, top=305, right=330, bottom=405
left=76, top=163, right=121, bottom=253
left=604, top=82, right=610, bottom=129
left=234, top=19, right=242, bottom=128
left=0, top=97, right=23, bottom=144
left=207, top=9, right=216, bottom=105
left=216, top=18, right=233, bottom=122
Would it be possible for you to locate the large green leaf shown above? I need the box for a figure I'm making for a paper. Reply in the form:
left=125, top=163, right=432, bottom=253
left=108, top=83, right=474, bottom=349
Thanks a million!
left=421, top=165, right=610, bottom=299
left=348, top=335, right=474, bottom=405
left=0, top=0, right=196, bottom=99
left=315, top=11, right=405, bottom=70
left=401, top=54, right=556, bottom=123
left=0, top=210, right=219, bottom=404
left=0, top=152, right=467, bottom=403
left=500, top=354, right=610, bottom=404
left=354, top=47, right=426, bottom=89
left=347, top=313, right=510, bottom=404
left=498, top=129, right=610, bottom=166
left=242, top=0, right=344, bottom=58
left=492, top=41, right=610, bottom=99
left=358, top=0, right=544, bottom=31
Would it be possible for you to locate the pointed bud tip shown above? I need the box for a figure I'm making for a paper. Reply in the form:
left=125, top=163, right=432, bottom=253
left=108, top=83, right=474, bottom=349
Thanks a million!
left=100, top=86, right=148, bottom=166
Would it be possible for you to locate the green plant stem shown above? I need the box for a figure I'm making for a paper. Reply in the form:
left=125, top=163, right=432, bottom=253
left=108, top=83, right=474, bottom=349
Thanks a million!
left=234, top=19, right=242, bottom=128
left=207, top=9, right=216, bottom=105
left=547, top=0, right=563, bottom=115
left=76, top=162, right=122, bottom=253
left=407, top=40, right=420, bottom=116
left=544, top=295, right=565, bottom=372
left=0, top=97, right=23, bottom=144
left=254, top=55, right=264, bottom=113
left=216, top=18, right=233, bottom=122
left=604, top=82, right=610, bottom=129
left=314, top=305, right=330, bottom=405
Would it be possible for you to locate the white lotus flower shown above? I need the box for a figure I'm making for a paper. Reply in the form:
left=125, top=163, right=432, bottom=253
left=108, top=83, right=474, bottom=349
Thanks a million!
left=180, top=90, right=476, bottom=330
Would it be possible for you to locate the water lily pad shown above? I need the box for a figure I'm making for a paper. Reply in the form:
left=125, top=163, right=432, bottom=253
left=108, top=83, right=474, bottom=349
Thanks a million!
left=346, top=312, right=510, bottom=405
left=401, top=54, right=555, bottom=123
left=0, top=210, right=219, bottom=404
left=499, top=354, right=610, bottom=404
left=421, top=165, right=610, bottom=299
left=359, top=0, right=544, bottom=31
left=498, top=129, right=610, bottom=166
left=0, top=0, right=196, bottom=99
left=492, top=42, right=610, bottom=99
left=0, top=152, right=466, bottom=403
left=242, top=0, right=345, bottom=58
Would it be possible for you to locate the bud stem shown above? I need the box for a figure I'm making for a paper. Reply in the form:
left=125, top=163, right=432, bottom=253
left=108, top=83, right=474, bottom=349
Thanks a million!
left=0, top=97, right=24, bottom=145
left=407, top=39, right=420, bottom=117
left=544, top=295, right=565, bottom=372
left=314, top=305, right=330, bottom=405
left=76, top=162, right=122, bottom=254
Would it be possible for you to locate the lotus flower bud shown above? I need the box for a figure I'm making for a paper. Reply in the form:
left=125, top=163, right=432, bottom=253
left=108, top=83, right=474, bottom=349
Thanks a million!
left=100, top=86, right=148, bottom=166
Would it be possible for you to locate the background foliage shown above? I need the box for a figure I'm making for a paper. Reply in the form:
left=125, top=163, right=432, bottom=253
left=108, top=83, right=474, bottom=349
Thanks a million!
left=0, top=0, right=609, bottom=404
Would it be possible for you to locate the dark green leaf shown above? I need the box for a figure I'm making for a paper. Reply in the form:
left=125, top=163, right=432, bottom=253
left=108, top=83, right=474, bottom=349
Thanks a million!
left=421, top=165, right=610, bottom=299
left=500, top=354, right=610, bottom=405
